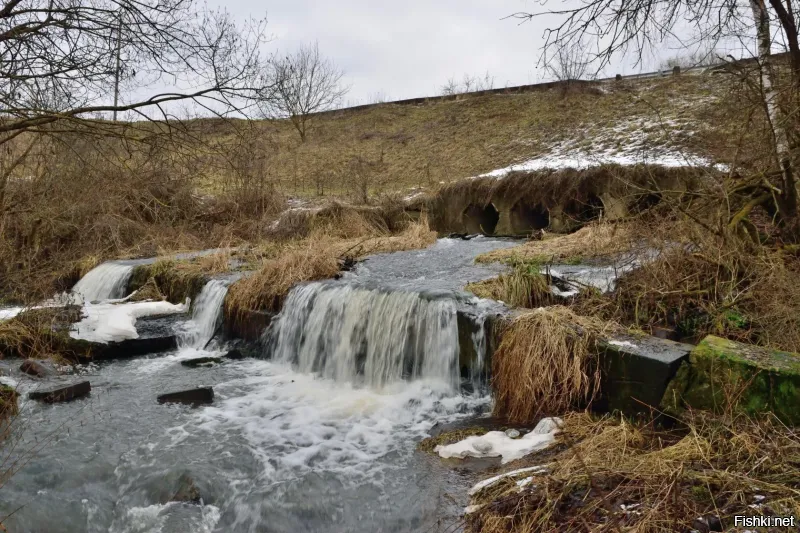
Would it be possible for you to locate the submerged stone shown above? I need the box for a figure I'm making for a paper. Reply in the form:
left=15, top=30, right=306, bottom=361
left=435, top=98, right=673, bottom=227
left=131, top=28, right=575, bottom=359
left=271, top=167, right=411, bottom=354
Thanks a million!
left=29, top=381, right=91, bottom=403
left=661, top=335, right=800, bottom=425
left=599, top=334, right=693, bottom=418
left=180, top=357, right=222, bottom=368
left=19, top=359, right=53, bottom=377
left=157, top=387, right=214, bottom=406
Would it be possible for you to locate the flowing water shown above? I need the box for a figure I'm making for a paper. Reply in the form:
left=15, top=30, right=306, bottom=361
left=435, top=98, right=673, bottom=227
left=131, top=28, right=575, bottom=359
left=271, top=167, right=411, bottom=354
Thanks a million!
left=0, top=238, right=517, bottom=533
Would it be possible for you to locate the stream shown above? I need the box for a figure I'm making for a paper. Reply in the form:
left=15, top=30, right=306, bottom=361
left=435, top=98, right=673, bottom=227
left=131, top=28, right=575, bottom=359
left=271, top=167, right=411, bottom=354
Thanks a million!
left=0, top=237, right=518, bottom=533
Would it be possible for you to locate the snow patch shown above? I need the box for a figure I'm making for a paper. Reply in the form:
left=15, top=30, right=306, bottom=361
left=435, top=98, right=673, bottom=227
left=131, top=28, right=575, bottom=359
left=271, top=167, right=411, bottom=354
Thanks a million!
left=70, top=300, right=188, bottom=343
left=436, top=417, right=562, bottom=464
left=609, top=340, right=638, bottom=348
left=469, top=465, right=549, bottom=495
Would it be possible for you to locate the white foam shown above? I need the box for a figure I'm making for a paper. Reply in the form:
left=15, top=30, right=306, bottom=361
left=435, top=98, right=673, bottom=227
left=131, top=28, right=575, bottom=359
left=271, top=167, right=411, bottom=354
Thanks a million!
left=436, top=417, right=562, bottom=464
left=70, top=300, right=188, bottom=343
left=609, top=340, right=638, bottom=348
left=193, top=359, right=488, bottom=484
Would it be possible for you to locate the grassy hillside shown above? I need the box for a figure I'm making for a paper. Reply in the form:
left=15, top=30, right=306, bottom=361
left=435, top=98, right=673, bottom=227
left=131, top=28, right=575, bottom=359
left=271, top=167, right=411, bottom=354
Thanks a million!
left=0, top=70, right=775, bottom=301
left=193, top=72, right=766, bottom=200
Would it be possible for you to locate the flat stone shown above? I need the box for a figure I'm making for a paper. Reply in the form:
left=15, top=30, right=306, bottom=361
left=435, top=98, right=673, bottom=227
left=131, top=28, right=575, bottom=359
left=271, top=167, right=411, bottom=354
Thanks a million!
left=157, top=387, right=214, bottom=406
left=599, top=334, right=693, bottom=418
left=29, top=381, right=91, bottom=403
left=181, top=357, right=222, bottom=368
left=661, top=335, right=800, bottom=425
left=19, top=359, right=52, bottom=377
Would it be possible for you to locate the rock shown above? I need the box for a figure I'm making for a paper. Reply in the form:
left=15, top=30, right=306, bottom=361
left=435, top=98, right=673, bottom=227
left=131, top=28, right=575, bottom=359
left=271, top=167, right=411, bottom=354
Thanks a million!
left=157, top=387, right=214, bottom=406
left=224, top=349, right=245, bottom=360
left=29, top=381, right=91, bottom=403
left=180, top=357, right=222, bottom=368
left=661, top=335, right=800, bottom=425
left=0, top=385, right=18, bottom=419
left=19, top=359, right=51, bottom=377
left=692, top=514, right=723, bottom=532
left=171, top=473, right=202, bottom=504
left=599, top=335, right=693, bottom=419
left=504, top=429, right=520, bottom=439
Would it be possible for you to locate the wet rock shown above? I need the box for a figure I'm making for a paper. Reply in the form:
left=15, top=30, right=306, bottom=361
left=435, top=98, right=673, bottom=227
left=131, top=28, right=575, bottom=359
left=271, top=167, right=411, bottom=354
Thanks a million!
left=599, top=335, right=692, bottom=419
left=29, top=381, right=91, bottom=403
left=692, top=514, right=723, bottom=532
left=171, top=473, right=202, bottom=504
left=157, top=387, right=214, bottom=406
left=224, top=349, right=245, bottom=360
left=180, top=357, right=222, bottom=368
left=20, top=359, right=52, bottom=377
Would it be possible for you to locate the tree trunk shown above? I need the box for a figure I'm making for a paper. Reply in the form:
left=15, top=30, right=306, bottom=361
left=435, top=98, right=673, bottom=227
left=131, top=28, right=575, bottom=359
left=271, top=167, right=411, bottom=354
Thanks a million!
left=750, top=0, right=799, bottom=237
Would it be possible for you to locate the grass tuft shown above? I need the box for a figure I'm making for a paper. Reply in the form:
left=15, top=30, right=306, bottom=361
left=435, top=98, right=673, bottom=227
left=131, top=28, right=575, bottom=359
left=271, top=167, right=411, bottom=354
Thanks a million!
left=492, top=307, right=614, bottom=423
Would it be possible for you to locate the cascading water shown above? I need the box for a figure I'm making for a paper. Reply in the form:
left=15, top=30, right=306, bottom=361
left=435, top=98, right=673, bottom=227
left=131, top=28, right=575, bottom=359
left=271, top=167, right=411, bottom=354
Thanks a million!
left=71, top=261, right=134, bottom=302
left=267, top=282, right=461, bottom=389
left=178, top=279, right=229, bottom=349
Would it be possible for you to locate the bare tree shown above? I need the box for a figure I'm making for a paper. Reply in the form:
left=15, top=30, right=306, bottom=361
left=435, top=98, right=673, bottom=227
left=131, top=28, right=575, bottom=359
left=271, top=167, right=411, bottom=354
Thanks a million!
left=0, top=0, right=269, bottom=144
left=440, top=71, right=495, bottom=96
left=510, top=0, right=800, bottom=239
left=544, top=41, right=591, bottom=81
left=263, top=42, right=349, bottom=142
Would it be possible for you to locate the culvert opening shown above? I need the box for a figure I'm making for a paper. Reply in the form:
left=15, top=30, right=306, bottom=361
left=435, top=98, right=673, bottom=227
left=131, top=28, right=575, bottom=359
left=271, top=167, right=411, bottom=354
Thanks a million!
left=564, top=195, right=604, bottom=224
left=510, top=202, right=549, bottom=234
left=631, top=192, right=662, bottom=214
left=462, top=203, right=499, bottom=235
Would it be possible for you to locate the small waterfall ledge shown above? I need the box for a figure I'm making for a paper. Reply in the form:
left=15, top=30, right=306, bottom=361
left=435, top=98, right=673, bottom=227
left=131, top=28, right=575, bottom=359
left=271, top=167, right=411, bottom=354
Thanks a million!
left=263, top=282, right=496, bottom=391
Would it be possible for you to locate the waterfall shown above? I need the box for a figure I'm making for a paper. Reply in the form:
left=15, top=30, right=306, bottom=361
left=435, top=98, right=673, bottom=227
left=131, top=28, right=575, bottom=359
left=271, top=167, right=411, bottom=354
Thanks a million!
left=179, top=279, right=229, bottom=349
left=266, top=282, right=461, bottom=390
left=71, top=262, right=134, bottom=302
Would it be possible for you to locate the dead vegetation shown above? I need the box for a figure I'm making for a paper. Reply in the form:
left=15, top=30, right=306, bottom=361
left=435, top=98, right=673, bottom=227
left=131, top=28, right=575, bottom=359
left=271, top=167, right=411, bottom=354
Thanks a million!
left=418, top=427, right=490, bottom=453
left=225, top=215, right=436, bottom=318
left=466, top=410, right=800, bottom=533
left=491, top=307, right=616, bottom=423
left=0, top=306, right=91, bottom=363
left=466, top=262, right=557, bottom=308
left=476, top=222, right=637, bottom=264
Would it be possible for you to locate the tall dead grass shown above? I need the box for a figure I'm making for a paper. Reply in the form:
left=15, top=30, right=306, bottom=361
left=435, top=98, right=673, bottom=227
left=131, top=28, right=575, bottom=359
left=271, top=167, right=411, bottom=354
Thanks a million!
left=476, top=222, right=638, bottom=264
left=466, top=264, right=555, bottom=308
left=491, top=307, right=614, bottom=423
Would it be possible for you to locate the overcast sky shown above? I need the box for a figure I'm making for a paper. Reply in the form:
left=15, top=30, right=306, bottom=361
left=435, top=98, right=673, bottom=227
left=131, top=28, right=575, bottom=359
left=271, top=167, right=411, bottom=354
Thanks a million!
left=210, top=0, right=731, bottom=105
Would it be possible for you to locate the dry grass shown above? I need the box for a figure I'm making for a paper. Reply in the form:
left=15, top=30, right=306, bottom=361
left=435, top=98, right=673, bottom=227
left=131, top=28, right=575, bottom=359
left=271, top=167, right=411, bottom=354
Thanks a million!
left=466, top=264, right=556, bottom=308
left=491, top=307, right=615, bottom=423
left=225, top=217, right=436, bottom=317
left=418, top=427, right=490, bottom=453
left=476, top=223, right=638, bottom=264
left=561, top=218, right=800, bottom=351
left=467, top=411, right=800, bottom=533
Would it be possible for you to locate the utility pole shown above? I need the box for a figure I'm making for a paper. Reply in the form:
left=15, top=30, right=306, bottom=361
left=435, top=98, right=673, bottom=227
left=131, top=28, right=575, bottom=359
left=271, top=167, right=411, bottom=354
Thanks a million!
left=112, top=14, right=123, bottom=121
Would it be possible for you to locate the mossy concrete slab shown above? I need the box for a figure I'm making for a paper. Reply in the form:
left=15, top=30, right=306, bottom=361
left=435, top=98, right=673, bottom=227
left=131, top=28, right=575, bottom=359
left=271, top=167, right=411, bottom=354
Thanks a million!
left=599, top=334, right=693, bottom=418
left=661, top=335, right=800, bottom=425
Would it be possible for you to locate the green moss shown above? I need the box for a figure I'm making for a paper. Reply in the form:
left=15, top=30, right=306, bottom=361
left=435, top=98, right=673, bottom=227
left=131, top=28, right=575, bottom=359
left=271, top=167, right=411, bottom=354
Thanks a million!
left=661, top=335, right=800, bottom=425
